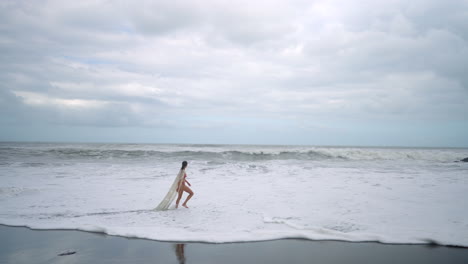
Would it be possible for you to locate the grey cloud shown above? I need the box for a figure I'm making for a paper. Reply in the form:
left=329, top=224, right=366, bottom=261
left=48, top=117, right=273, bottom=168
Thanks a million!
left=0, top=0, right=467, bottom=146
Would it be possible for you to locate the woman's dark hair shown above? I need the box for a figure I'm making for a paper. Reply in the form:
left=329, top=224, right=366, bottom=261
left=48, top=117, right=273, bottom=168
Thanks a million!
left=181, top=161, right=188, bottom=170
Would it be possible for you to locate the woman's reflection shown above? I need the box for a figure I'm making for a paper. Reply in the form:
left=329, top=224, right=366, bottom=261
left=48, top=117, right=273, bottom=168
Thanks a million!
left=175, top=244, right=186, bottom=264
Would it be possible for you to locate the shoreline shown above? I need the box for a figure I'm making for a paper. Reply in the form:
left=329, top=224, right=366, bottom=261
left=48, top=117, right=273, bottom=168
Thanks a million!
left=2, top=223, right=467, bottom=248
left=1, top=225, right=467, bottom=264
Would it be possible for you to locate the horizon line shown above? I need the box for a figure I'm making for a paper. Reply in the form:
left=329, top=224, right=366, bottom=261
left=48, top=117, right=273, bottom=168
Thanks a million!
left=1, top=140, right=467, bottom=149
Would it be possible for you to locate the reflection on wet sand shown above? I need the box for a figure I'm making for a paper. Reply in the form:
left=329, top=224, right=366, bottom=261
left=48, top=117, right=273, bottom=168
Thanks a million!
left=175, top=244, right=186, bottom=264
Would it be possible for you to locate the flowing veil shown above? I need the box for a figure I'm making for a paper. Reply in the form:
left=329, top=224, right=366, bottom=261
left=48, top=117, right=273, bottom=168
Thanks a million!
left=154, top=169, right=184, bottom=211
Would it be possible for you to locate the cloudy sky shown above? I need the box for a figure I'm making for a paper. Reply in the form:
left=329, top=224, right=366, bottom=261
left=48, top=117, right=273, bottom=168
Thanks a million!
left=1, top=0, right=467, bottom=147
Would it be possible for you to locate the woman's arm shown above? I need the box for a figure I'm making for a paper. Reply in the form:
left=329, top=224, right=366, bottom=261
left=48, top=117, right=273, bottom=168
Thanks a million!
left=185, top=179, right=191, bottom=187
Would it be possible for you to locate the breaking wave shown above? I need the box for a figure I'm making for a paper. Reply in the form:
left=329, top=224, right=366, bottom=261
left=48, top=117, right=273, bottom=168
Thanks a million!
left=1, top=143, right=467, bottom=163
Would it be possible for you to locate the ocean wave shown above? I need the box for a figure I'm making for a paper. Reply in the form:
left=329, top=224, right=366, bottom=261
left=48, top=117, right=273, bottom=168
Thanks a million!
left=0, top=148, right=377, bottom=162
left=1, top=144, right=467, bottom=163
left=1, top=142, right=467, bottom=247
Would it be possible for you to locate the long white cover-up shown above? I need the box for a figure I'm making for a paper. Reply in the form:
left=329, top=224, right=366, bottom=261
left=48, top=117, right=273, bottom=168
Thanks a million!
left=154, top=169, right=184, bottom=211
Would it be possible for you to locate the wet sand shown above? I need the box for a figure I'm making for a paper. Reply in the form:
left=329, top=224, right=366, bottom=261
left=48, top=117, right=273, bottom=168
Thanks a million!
left=1, top=224, right=467, bottom=264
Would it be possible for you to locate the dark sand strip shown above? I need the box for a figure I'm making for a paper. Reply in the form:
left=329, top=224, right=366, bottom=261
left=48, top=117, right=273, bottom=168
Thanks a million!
left=1, top=225, right=467, bottom=264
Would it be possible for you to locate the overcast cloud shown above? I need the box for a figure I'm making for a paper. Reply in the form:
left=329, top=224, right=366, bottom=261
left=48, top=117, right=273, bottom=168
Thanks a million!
left=1, top=0, right=467, bottom=146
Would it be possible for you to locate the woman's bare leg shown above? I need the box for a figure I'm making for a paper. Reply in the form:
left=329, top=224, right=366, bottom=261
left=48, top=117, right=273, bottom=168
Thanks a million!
left=175, top=189, right=184, bottom=208
left=182, top=186, right=194, bottom=208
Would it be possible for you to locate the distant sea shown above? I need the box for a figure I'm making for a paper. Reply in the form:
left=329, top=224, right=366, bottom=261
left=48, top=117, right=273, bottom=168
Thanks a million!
left=1, top=142, right=467, bottom=245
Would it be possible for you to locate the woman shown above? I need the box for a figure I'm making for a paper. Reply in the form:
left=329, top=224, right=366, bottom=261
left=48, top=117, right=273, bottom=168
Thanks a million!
left=175, top=161, right=194, bottom=208
left=154, top=161, right=193, bottom=211
left=154, top=161, right=194, bottom=211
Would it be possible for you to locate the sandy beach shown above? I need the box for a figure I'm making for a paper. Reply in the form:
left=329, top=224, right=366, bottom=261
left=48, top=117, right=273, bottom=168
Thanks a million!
left=1, top=224, right=467, bottom=264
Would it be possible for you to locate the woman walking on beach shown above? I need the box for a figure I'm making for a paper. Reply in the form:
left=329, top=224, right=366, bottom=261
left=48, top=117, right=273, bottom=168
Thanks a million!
left=154, top=161, right=194, bottom=211
left=176, top=161, right=194, bottom=208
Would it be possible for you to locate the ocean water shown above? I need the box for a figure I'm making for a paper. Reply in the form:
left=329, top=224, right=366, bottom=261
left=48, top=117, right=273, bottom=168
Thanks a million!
left=0, top=142, right=467, bottom=246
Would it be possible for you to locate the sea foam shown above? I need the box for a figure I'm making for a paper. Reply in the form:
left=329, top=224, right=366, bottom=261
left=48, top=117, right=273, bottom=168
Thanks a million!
left=0, top=143, right=467, bottom=246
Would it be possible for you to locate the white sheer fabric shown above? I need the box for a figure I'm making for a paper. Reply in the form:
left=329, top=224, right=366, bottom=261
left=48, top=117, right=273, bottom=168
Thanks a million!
left=154, top=169, right=184, bottom=211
